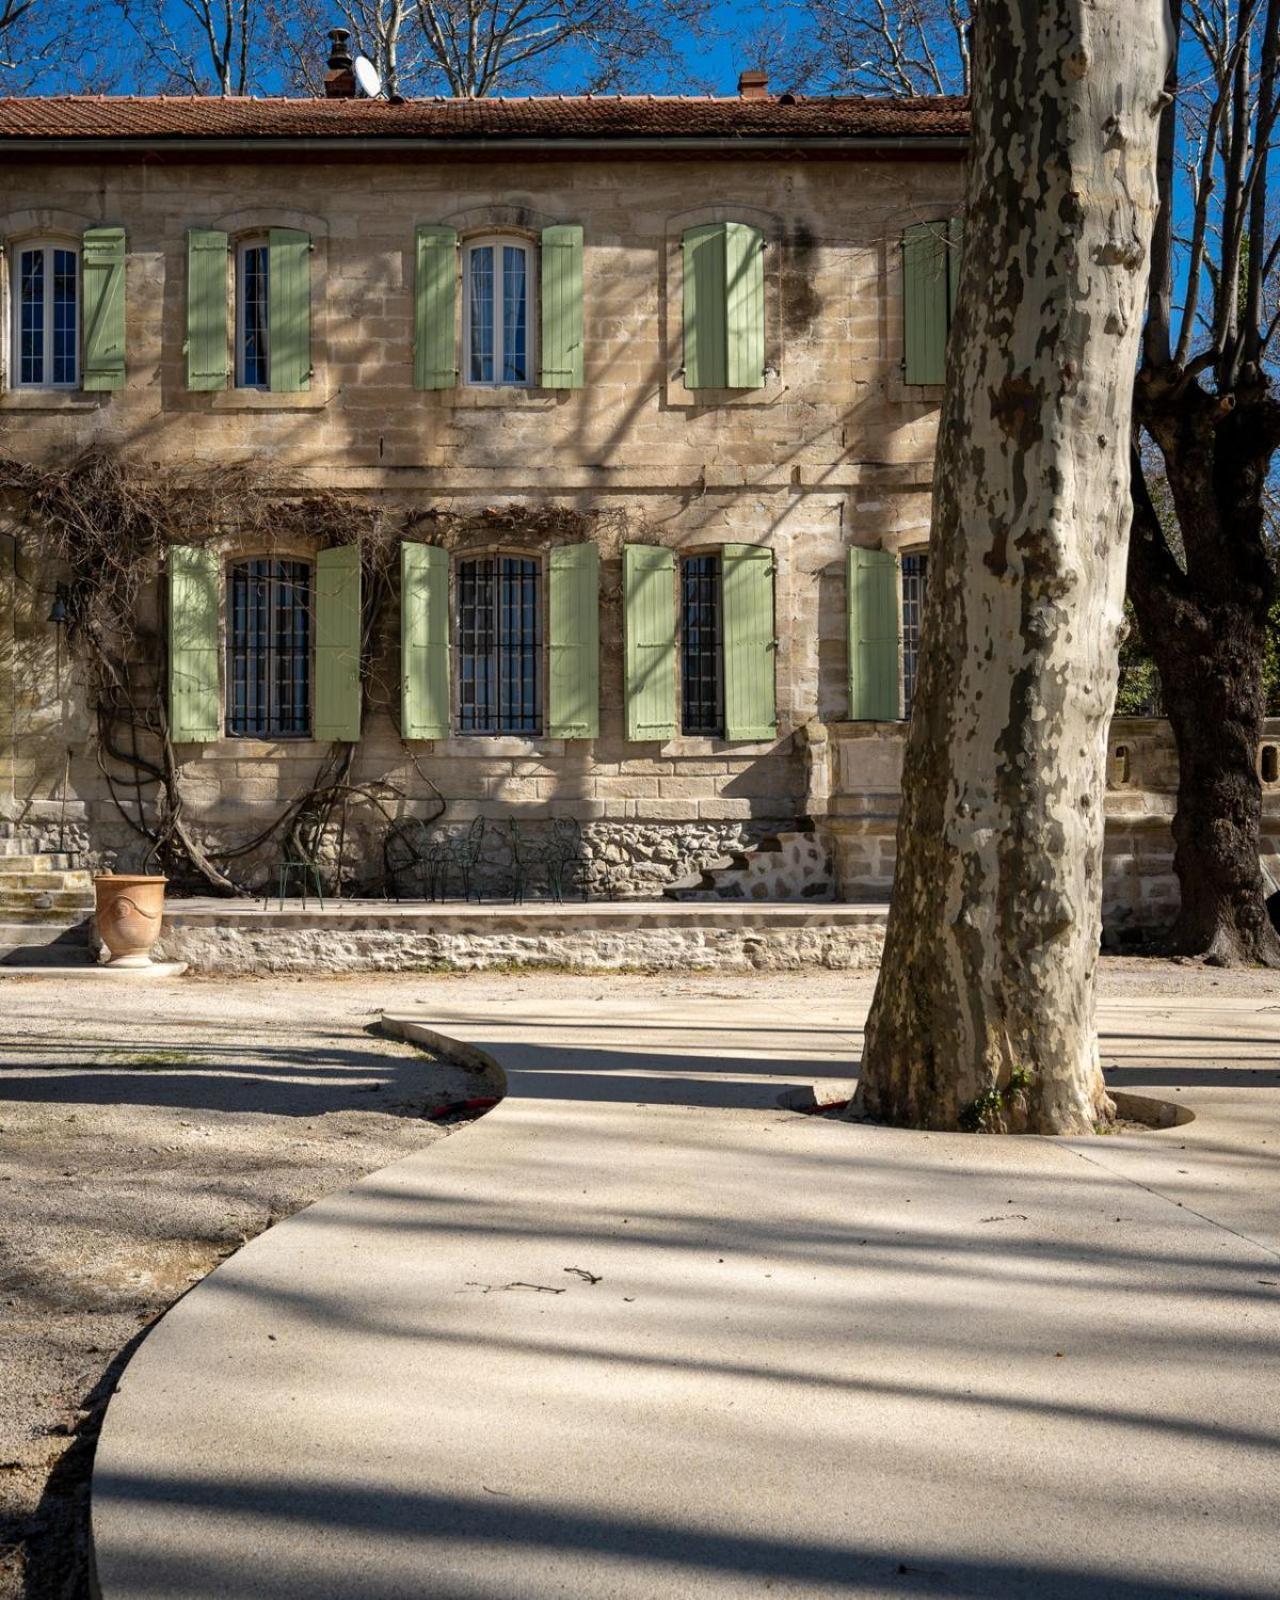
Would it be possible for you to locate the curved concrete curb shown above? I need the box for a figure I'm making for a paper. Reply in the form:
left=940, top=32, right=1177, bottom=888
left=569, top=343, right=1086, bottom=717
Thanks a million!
left=378, top=1015, right=508, bottom=1098
left=89, top=997, right=1280, bottom=1600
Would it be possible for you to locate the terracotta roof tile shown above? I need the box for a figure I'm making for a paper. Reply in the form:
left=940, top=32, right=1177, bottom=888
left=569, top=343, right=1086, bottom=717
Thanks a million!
left=0, top=92, right=969, bottom=144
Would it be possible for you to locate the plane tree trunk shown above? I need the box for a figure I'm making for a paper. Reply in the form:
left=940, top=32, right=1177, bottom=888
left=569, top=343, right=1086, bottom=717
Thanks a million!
left=1130, top=380, right=1280, bottom=968
left=853, top=0, right=1170, bottom=1133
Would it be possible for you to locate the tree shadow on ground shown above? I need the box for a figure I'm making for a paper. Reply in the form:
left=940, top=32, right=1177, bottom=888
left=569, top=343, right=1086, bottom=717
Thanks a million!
left=92, top=1469, right=1278, bottom=1600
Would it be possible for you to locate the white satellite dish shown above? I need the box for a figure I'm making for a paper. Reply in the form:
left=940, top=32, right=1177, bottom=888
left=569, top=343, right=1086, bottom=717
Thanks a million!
left=354, top=55, right=383, bottom=98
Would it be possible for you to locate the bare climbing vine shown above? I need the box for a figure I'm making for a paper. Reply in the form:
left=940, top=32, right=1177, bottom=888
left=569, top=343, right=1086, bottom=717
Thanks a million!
left=1, top=448, right=612, bottom=896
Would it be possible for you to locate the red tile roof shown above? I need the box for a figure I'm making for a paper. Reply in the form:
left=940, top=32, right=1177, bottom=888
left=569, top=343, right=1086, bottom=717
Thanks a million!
left=0, top=93, right=969, bottom=145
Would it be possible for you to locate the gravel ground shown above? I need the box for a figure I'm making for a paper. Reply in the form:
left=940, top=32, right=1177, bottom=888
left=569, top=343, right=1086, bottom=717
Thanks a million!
left=0, top=958, right=1275, bottom=1599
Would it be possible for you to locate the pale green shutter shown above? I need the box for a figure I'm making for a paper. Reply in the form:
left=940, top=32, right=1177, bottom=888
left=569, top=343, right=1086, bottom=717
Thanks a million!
left=168, top=545, right=221, bottom=743
left=81, top=226, right=126, bottom=391
left=414, top=225, right=458, bottom=390
left=722, top=543, right=777, bottom=742
left=623, top=544, right=676, bottom=742
left=540, top=224, right=584, bottom=389
left=683, top=224, right=727, bottom=389
left=401, top=542, right=449, bottom=740
left=684, top=223, right=765, bottom=391
left=847, top=547, right=901, bottom=720
left=947, top=215, right=964, bottom=317
left=537, top=222, right=582, bottom=387
left=725, top=223, right=765, bottom=389
left=268, top=228, right=310, bottom=393
left=547, top=542, right=599, bottom=738
left=315, top=545, right=362, bottom=742
left=186, top=228, right=228, bottom=391
left=903, top=222, right=948, bottom=385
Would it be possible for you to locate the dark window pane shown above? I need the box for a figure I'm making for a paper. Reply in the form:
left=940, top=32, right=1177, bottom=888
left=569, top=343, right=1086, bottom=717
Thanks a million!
left=469, top=246, right=494, bottom=384
left=52, top=248, right=77, bottom=385
left=502, top=245, right=527, bottom=383
left=681, top=555, right=722, bottom=736
left=901, top=553, right=928, bottom=718
left=240, top=245, right=270, bottom=388
left=20, top=249, right=45, bottom=385
left=226, top=559, right=311, bottom=737
left=456, top=555, right=541, bottom=734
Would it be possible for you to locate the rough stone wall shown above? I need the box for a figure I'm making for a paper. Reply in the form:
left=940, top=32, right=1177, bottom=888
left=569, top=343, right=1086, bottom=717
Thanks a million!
left=823, top=716, right=1280, bottom=939
left=0, top=147, right=961, bottom=882
left=154, top=917, right=884, bottom=974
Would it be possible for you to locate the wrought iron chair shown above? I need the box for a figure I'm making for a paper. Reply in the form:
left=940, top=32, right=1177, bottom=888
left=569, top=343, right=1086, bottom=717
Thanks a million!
left=383, top=816, right=443, bottom=902
left=437, top=817, right=488, bottom=901
left=268, top=817, right=326, bottom=911
left=549, top=817, right=591, bottom=902
left=507, top=819, right=560, bottom=904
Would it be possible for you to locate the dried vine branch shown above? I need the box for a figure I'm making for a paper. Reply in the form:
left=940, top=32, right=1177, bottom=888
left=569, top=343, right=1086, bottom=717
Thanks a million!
left=0, top=449, right=609, bottom=896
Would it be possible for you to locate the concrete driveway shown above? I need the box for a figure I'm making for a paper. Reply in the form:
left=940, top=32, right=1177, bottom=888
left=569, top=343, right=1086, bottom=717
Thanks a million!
left=91, top=988, right=1280, bottom=1599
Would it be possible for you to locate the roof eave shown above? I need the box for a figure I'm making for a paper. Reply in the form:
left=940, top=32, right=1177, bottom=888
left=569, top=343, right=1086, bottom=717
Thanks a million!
left=0, top=132, right=969, bottom=157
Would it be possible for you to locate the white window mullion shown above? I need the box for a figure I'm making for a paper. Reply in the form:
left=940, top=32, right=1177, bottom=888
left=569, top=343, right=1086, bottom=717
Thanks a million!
left=10, top=241, right=79, bottom=391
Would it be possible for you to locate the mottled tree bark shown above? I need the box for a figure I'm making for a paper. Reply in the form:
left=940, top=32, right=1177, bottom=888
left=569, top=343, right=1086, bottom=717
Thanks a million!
left=854, top=0, right=1170, bottom=1133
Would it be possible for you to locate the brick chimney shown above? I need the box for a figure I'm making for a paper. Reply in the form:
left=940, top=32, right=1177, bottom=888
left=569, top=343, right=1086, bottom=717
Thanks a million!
left=737, top=70, right=769, bottom=101
left=325, top=27, right=356, bottom=98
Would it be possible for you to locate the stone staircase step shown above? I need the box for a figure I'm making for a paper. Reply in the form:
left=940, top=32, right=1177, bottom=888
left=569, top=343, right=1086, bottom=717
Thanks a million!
left=0, top=919, right=91, bottom=961
left=0, top=870, right=93, bottom=892
left=0, top=850, right=80, bottom=870
left=0, top=888, right=96, bottom=912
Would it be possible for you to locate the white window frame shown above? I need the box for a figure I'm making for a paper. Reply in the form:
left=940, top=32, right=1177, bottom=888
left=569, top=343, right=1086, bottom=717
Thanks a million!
left=900, top=547, right=929, bottom=720
left=462, top=235, right=537, bottom=389
left=9, top=239, right=80, bottom=391
left=234, top=235, right=271, bottom=391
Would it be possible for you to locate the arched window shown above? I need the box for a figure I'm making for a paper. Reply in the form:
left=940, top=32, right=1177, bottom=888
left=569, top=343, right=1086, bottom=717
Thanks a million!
left=11, top=240, right=79, bottom=388
left=226, top=558, right=312, bottom=737
left=463, top=237, right=534, bottom=386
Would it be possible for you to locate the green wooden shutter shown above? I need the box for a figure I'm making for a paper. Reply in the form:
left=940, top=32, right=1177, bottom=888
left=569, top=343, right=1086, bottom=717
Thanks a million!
left=722, top=543, right=777, bottom=742
left=81, top=226, right=126, bottom=391
left=623, top=544, right=676, bottom=742
left=268, top=228, right=311, bottom=393
left=547, top=542, right=599, bottom=738
left=401, top=542, right=449, bottom=740
left=414, top=224, right=458, bottom=390
left=683, top=223, right=728, bottom=389
left=847, top=547, right=901, bottom=720
left=540, top=224, right=584, bottom=389
left=902, top=222, right=948, bottom=385
left=186, top=228, right=228, bottom=391
left=315, top=544, right=362, bottom=742
left=947, top=214, right=964, bottom=318
left=725, top=223, right=765, bottom=389
left=168, top=545, right=221, bottom=743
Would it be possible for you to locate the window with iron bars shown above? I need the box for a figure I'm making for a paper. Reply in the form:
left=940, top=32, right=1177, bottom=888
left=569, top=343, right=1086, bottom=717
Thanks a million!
left=226, top=559, right=312, bottom=738
left=681, top=553, right=723, bottom=736
left=901, top=552, right=928, bottom=719
left=456, top=555, right=542, bottom=734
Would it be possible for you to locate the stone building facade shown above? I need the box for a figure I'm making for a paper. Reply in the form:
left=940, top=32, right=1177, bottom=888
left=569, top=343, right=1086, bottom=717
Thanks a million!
left=1, top=75, right=1271, bottom=926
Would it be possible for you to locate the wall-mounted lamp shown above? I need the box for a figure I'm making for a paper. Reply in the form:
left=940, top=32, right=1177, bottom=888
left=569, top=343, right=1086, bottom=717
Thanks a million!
left=47, top=583, right=69, bottom=694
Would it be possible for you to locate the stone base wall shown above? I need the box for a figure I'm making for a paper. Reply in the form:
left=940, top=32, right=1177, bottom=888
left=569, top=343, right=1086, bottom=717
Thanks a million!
left=155, top=917, right=884, bottom=975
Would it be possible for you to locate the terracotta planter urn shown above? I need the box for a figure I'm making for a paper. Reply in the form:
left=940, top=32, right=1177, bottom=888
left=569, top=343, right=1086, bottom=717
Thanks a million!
left=94, top=874, right=168, bottom=968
